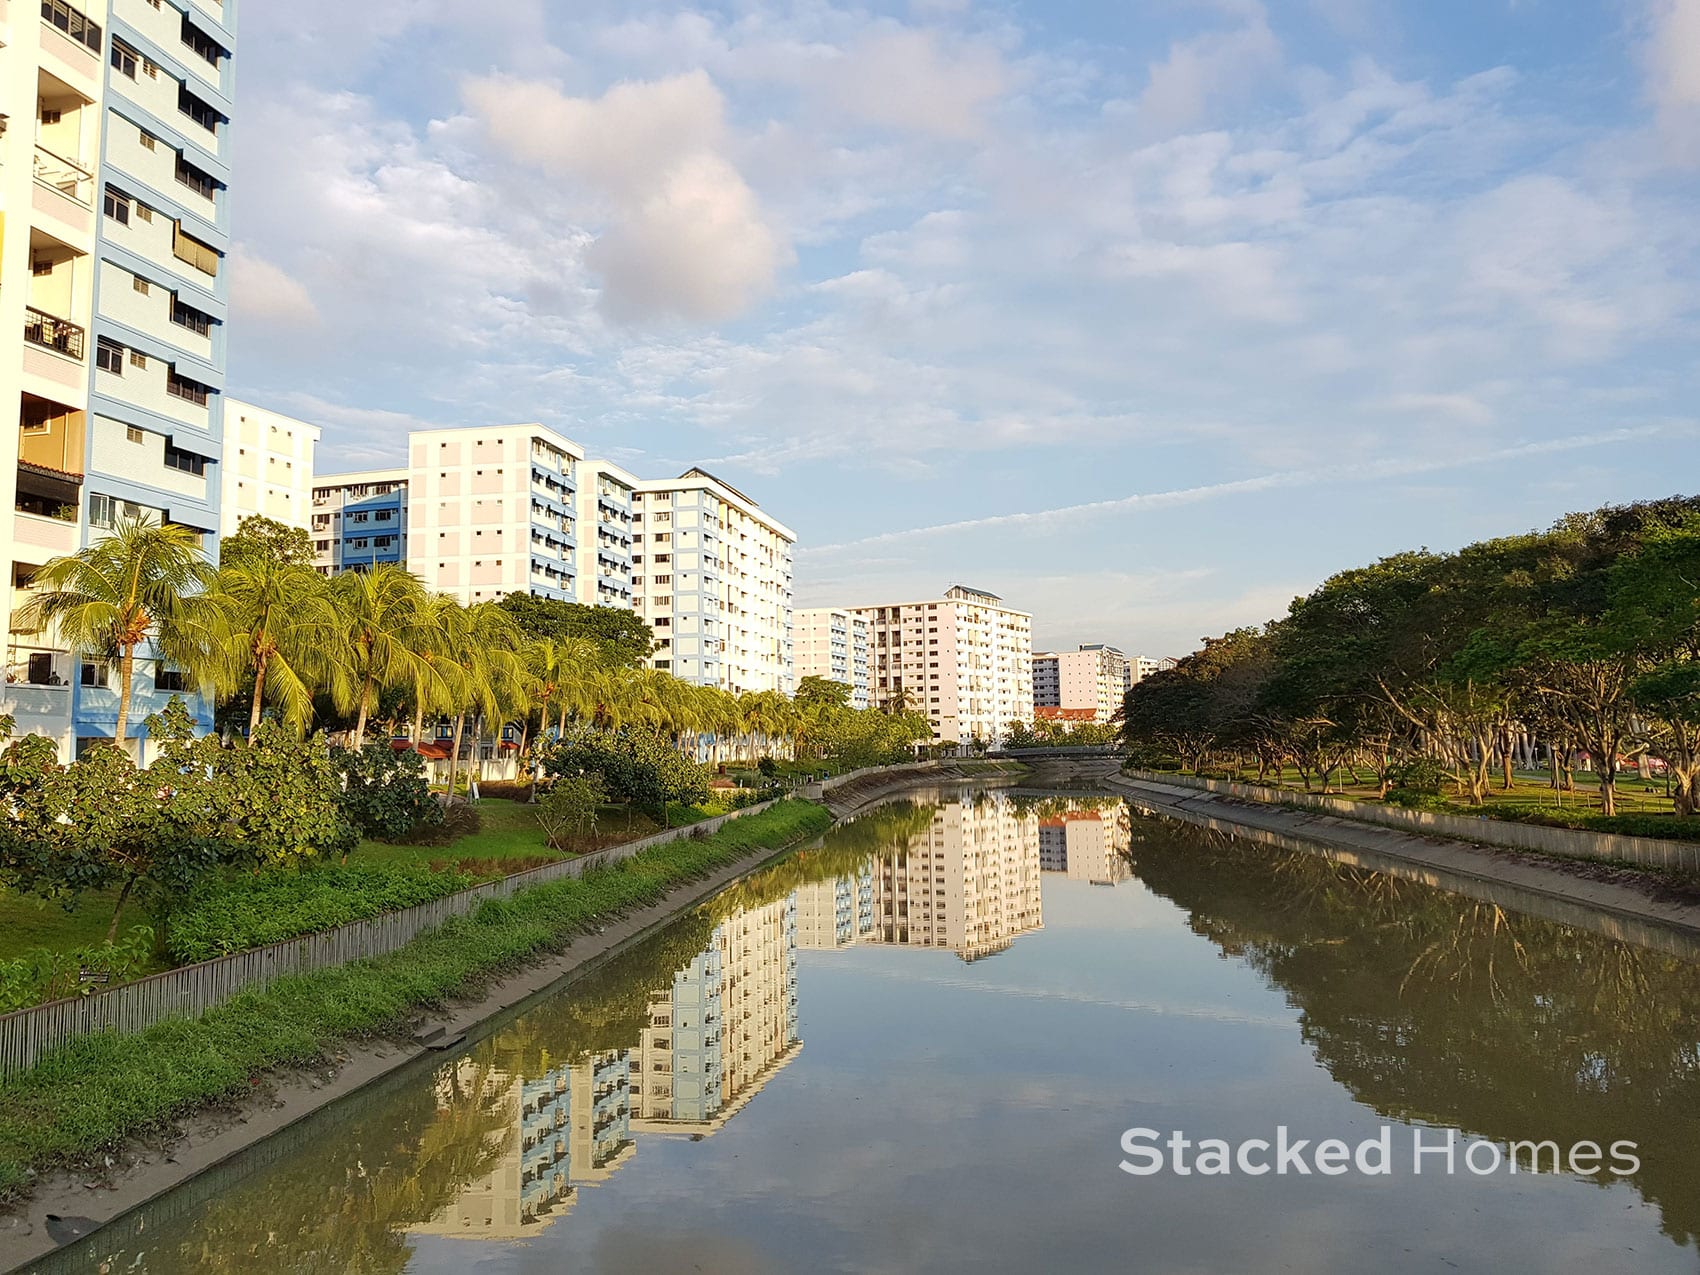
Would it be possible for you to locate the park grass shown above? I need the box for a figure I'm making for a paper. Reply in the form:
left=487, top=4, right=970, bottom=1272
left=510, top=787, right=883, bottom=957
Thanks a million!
left=0, top=889, right=166, bottom=970
left=0, top=798, right=834, bottom=1197
left=1206, top=764, right=1679, bottom=816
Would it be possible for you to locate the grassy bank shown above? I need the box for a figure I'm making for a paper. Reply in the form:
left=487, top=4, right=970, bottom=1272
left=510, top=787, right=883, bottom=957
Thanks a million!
left=0, top=799, right=832, bottom=1197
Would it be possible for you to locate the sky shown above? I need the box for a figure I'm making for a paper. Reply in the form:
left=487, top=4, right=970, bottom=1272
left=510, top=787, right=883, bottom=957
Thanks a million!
left=225, top=0, right=1700, bottom=658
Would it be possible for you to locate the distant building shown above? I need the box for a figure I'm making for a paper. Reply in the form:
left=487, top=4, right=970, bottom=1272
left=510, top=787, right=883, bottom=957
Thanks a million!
left=1134, top=655, right=1177, bottom=682
left=852, top=585, right=1033, bottom=746
left=1037, top=803, right=1133, bottom=885
left=572, top=458, right=637, bottom=610
left=220, top=399, right=318, bottom=539
left=793, top=607, right=870, bottom=709
left=310, top=468, right=408, bottom=575
left=1032, top=643, right=1129, bottom=724
left=632, top=469, right=795, bottom=695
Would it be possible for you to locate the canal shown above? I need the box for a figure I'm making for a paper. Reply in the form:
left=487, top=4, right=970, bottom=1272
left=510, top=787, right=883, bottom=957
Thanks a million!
left=33, top=786, right=1700, bottom=1273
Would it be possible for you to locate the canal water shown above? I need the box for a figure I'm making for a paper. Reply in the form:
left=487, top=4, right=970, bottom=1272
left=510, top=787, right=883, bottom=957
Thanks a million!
left=34, top=786, right=1700, bottom=1274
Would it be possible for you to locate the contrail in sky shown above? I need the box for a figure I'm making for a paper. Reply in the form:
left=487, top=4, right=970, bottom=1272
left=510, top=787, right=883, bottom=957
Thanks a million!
left=801, top=424, right=1695, bottom=555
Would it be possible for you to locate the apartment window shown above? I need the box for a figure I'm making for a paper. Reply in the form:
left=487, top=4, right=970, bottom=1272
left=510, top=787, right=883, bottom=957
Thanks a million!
left=138, top=130, right=156, bottom=151
left=129, top=349, right=147, bottom=370
left=80, top=662, right=108, bottom=688
left=126, top=425, right=144, bottom=444
left=132, top=275, right=150, bottom=295
left=164, top=443, right=206, bottom=477
left=142, top=58, right=159, bottom=79
left=136, top=204, right=153, bottom=223
left=103, top=186, right=132, bottom=225
left=178, top=86, right=222, bottom=134
left=374, top=536, right=392, bottom=549
left=166, top=371, right=212, bottom=407
left=96, top=338, right=124, bottom=374
left=175, top=156, right=217, bottom=201
left=182, top=17, right=226, bottom=67
left=172, top=226, right=220, bottom=276
left=111, top=40, right=138, bottom=77
left=170, top=297, right=214, bottom=337
left=156, top=668, right=188, bottom=693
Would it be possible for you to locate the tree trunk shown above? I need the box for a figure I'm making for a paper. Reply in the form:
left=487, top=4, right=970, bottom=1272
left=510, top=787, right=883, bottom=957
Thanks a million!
left=447, top=713, right=466, bottom=800
left=107, top=872, right=139, bottom=943
left=352, top=678, right=374, bottom=751
left=248, top=651, right=269, bottom=737
left=115, top=644, right=138, bottom=752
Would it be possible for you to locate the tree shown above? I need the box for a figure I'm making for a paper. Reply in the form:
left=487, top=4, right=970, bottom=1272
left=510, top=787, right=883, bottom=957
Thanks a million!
left=214, top=557, right=345, bottom=735
left=795, top=676, right=852, bottom=711
left=535, top=773, right=606, bottom=850
left=220, top=514, right=317, bottom=569
left=18, top=516, right=226, bottom=747
left=497, top=594, right=654, bottom=667
left=331, top=564, right=441, bottom=749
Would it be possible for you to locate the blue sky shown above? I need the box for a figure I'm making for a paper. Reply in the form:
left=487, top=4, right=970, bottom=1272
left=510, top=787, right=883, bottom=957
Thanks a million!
left=225, top=0, right=1700, bottom=657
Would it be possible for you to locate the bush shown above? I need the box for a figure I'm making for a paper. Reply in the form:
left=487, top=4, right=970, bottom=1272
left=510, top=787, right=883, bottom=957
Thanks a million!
left=0, top=927, right=156, bottom=1013
left=536, top=775, right=606, bottom=851
left=166, top=863, right=475, bottom=963
left=477, top=780, right=534, bottom=803
left=391, top=802, right=480, bottom=847
left=1385, top=787, right=1450, bottom=810
left=542, top=727, right=711, bottom=817
left=757, top=757, right=779, bottom=779
left=1387, top=758, right=1446, bottom=796
left=332, top=745, right=443, bottom=840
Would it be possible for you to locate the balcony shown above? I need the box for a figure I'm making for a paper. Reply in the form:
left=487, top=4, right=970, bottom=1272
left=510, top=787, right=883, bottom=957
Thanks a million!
left=23, top=307, right=85, bottom=361
left=41, top=0, right=102, bottom=52
left=33, top=145, right=94, bottom=205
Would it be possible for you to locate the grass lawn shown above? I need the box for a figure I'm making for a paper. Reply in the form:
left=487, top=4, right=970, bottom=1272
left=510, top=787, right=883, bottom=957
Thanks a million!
left=0, top=888, right=159, bottom=966
left=352, top=797, right=730, bottom=872
left=1208, top=765, right=1681, bottom=816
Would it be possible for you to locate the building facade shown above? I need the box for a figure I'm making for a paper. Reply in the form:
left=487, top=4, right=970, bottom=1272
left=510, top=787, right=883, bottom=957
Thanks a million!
left=1033, top=643, right=1130, bottom=724
left=310, top=467, right=408, bottom=575
left=792, top=606, right=870, bottom=709
left=220, top=398, right=318, bottom=539
left=572, top=458, right=635, bottom=610
left=404, top=424, right=581, bottom=605
left=632, top=469, right=794, bottom=695
left=3, top=0, right=111, bottom=756
left=853, top=585, right=1033, bottom=746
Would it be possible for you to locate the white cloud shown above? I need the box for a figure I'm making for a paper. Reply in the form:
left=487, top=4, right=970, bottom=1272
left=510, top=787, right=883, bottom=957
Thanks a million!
left=821, top=27, right=1010, bottom=141
left=1123, top=3, right=1283, bottom=139
left=228, top=247, right=319, bottom=327
left=463, top=72, right=786, bottom=322
left=1646, top=0, right=1700, bottom=161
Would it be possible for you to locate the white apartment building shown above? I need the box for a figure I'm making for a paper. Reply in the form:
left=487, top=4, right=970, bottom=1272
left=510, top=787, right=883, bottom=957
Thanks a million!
left=220, top=398, right=318, bottom=539
left=573, top=457, right=636, bottom=610
left=853, top=585, right=1033, bottom=746
left=1033, top=643, right=1130, bottom=724
left=632, top=469, right=795, bottom=695
left=309, top=467, right=408, bottom=575
left=792, top=607, right=870, bottom=709
left=2, top=0, right=110, bottom=756
left=1134, top=655, right=1176, bottom=682
left=405, top=424, right=580, bottom=604
left=1037, top=802, right=1133, bottom=885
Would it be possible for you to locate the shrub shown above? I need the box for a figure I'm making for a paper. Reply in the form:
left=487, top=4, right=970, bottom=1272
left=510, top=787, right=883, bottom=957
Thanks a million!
left=1387, top=758, right=1446, bottom=797
left=167, top=863, right=475, bottom=963
left=1385, top=787, right=1450, bottom=810
left=757, top=757, right=779, bottom=779
left=392, top=802, right=480, bottom=847
left=477, top=780, right=534, bottom=803
left=0, top=927, right=156, bottom=1013
left=332, top=745, right=443, bottom=840
left=536, top=775, right=606, bottom=851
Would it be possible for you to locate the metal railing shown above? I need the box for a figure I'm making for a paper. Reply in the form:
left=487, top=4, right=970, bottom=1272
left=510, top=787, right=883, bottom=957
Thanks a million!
left=23, top=306, right=86, bottom=360
left=41, top=0, right=102, bottom=52
left=32, top=145, right=94, bottom=203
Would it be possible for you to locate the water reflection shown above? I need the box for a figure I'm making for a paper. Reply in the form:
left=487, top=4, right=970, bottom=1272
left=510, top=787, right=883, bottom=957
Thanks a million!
left=33, top=790, right=1700, bottom=1273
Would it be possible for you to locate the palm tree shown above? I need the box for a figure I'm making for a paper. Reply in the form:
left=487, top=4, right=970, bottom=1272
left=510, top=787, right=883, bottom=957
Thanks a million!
left=19, top=516, right=225, bottom=747
left=214, top=558, right=345, bottom=734
left=330, top=564, right=440, bottom=749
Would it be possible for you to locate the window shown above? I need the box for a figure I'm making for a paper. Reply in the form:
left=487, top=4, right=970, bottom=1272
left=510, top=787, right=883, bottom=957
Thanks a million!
left=129, top=349, right=147, bottom=370
left=156, top=668, right=187, bottom=693
left=164, top=443, right=206, bottom=476
left=135, top=203, right=153, bottom=223
left=126, top=425, right=144, bottom=444
left=178, top=86, right=221, bottom=134
left=138, top=130, right=156, bottom=151
left=170, top=298, right=212, bottom=337
left=81, top=662, right=108, bottom=688
left=103, top=186, right=132, bottom=225
left=96, top=339, right=124, bottom=373
left=175, top=156, right=217, bottom=201
left=172, top=226, right=219, bottom=276
left=111, top=40, right=138, bottom=77
left=182, top=18, right=226, bottom=67
left=132, top=275, right=150, bottom=295
left=166, top=371, right=211, bottom=406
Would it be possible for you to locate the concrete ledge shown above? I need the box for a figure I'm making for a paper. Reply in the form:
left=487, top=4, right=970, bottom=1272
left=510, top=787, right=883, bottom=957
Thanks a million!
left=1122, top=769, right=1700, bottom=873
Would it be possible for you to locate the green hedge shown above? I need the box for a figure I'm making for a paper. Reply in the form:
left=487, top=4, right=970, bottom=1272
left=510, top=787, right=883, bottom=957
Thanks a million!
left=0, top=799, right=832, bottom=1195
left=167, top=864, right=480, bottom=964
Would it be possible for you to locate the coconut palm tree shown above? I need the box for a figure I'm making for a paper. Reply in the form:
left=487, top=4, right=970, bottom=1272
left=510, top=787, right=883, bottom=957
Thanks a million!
left=214, top=557, right=346, bottom=735
left=19, top=515, right=226, bottom=748
left=330, top=563, right=441, bottom=749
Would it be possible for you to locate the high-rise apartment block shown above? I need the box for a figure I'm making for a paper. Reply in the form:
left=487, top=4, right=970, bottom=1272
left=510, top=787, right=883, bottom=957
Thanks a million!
left=792, top=606, right=870, bottom=708
left=633, top=469, right=795, bottom=695
left=219, top=398, right=317, bottom=539
left=573, top=458, right=636, bottom=610
left=852, top=585, right=1033, bottom=746
left=1033, top=643, right=1130, bottom=724
left=4, top=0, right=237, bottom=756
left=310, top=468, right=408, bottom=575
